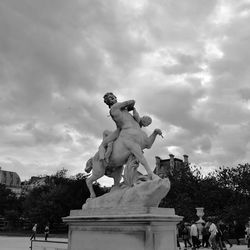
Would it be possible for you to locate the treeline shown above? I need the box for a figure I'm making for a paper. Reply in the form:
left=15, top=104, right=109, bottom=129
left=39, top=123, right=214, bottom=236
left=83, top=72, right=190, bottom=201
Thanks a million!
left=0, top=164, right=249, bottom=232
left=0, top=169, right=107, bottom=232
left=161, top=163, right=250, bottom=225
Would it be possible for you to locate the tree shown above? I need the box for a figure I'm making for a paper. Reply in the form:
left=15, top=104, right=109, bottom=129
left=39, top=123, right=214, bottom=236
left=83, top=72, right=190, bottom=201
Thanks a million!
left=159, top=163, right=250, bottom=224
left=215, top=164, right=250, bottom=195
left=0, top=184, right=19, bottom=216
left=213, top=164, right=250, bottom=224
left=22, top=170, right=107, bottom=231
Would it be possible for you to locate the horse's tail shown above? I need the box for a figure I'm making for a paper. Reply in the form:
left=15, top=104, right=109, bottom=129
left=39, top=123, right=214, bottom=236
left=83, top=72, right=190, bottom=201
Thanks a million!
left=85, top=157, right=93, bottom=173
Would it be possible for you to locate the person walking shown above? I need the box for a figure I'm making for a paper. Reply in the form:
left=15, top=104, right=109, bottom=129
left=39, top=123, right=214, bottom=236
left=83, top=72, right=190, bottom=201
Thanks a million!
left=219, top=222, right=233, bottom=248
left=208, top=219, right=218, bottom=250
left=44, top=224, right=49, bottom=241
left=176, top=224, right=181, bottom=250
left=201, top=222, right=210, bottom=248
left=232, top=220, right=241, bottom=245
left=245, top=221, right=250, bottom=250
left=30, top=224, right=37, bottom=241
left=182, top=223, right=192, bottom=249
left=190, top=221, right=200, bottom=249
left=216, top=222, right=224, bottom=250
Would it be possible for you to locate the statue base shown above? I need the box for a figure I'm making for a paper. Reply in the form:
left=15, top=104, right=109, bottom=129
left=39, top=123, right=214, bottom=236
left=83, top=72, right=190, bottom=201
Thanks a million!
left=63, top=207, right=182, bottom=250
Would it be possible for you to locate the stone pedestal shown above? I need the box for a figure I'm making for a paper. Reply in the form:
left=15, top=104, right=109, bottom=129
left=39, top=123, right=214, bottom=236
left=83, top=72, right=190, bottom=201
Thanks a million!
left=63, top=207, right=182, bottom=250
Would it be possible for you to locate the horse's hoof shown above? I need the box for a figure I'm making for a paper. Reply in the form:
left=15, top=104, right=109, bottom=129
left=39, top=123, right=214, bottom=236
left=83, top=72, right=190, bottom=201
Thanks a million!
left=86, top=197, right=95, bottom=202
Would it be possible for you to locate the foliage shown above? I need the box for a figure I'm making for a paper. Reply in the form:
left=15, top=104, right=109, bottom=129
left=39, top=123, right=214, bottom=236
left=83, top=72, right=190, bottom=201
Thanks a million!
left=1, top=163, right=250, bottom=232
left=0, top=184, right=19, bottom=216
left=215, top=164, right=250, bottom=195
left=22, top=170, right=107, bottom=230
left=160, top=163, right=250, bottom=225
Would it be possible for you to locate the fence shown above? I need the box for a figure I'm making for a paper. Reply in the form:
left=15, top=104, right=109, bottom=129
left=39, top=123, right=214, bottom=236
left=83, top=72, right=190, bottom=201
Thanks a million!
left=0, top=218, right=8, bottom=231
left=30, top=239, right=68, bottom=250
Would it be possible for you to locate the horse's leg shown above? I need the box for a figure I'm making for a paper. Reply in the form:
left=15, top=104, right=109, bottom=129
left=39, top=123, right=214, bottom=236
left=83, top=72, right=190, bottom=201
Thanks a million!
left=145, top=129, right=161, bottom=149
left=86, top=160, right=105, bottom=198
left=123, top=140, right=156, bottom=179
left=108, top=166, right=123, bottom=193
left=112, top=166, right=123, bottom=186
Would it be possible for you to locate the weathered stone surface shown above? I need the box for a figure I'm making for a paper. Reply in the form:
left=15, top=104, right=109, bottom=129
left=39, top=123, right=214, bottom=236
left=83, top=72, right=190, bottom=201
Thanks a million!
left=82, top=176, right=170, bottom=210
left=85, top=93, right=164, bottom=198
left=63, top=207, right=182, bottom=250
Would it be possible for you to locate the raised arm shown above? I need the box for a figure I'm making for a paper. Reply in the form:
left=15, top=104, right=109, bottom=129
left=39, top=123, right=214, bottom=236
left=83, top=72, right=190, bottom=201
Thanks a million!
left=132, top=108, right=141, bottom=123
left=114, top=100, right=135, bottom=111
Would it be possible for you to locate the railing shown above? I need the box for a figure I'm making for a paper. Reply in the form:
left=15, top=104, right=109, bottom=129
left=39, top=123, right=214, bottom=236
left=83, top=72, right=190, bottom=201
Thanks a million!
left=30, top=239, right=68, bottom=250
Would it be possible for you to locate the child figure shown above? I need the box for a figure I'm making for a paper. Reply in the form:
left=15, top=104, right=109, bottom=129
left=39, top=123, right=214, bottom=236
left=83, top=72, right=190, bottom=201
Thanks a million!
left=132, top=108, right=152, bottom=128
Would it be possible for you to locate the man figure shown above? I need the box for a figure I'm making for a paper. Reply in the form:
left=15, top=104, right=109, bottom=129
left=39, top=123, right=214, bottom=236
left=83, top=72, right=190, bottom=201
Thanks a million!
left=44, top=224, right=49, bottom=241
left=245, top=221, right=250, bottom=249
left=98, top=93, right=134, bottom=162
left=190, top=221, right=200, bottom=249
left=85, top=111, right=153, bottom=174
left=30, top=223, right=37, bottom=241
left=99, top=92, right=158, bottom=179
left=201, top=222, right=210, bottom=248
left=182, top=222, right=192, bottom=249
left=85, top=92, right=162, bottom=198
left=232, top=220, right=241, bottom=245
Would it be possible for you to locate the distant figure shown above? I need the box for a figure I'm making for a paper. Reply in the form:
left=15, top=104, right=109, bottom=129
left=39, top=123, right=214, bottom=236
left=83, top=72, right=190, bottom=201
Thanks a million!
left=218, top=221, right=232, bottom=248
left=190, top=221, right=200, bottom=249
left=182, top=222, right=192, bottom=249
left=216, top=222, right=224, bottom=250
left=245, top=221, right=250, bottom=249
left=208, top=220, right=218, bottom=250
left=44, top=224, right=49, bottom=241
left=176, top=224, right=181, bottom=250
left=30, top=224, right=37, bottom=241
left=201, top=222, right=210, bottom=248
left=232, top=220, right=241, bottom=245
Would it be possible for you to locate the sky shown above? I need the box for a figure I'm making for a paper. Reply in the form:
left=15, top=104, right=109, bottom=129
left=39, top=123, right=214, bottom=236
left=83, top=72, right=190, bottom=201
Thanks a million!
left=1, top=0, right=250, bottom=186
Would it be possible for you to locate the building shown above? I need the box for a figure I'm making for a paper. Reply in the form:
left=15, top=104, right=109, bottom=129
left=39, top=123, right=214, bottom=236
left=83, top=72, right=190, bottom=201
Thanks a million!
left=153, top=154, right=189, bottom=178
left=153, top=154, right=190, bottom=207
left=21, top=175, right=49, bottom=194
left=0, top=166, right=22, bottom=196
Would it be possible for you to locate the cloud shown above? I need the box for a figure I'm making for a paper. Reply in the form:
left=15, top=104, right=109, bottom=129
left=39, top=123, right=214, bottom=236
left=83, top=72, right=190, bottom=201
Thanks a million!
left=0, top=0, right=250, bottom=184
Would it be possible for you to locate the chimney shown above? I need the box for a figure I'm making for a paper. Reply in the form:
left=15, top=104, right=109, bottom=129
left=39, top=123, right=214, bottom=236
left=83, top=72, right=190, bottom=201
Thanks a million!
left=183, top=154, right=189, bottom=165
left=155, top=156, right=161, bottom=168
left=169, top=154, right=175, bottom=168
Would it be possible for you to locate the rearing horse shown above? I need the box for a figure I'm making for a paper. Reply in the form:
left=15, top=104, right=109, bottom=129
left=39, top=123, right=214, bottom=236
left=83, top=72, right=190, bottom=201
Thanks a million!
left=85, top=93, right=162, bottom=198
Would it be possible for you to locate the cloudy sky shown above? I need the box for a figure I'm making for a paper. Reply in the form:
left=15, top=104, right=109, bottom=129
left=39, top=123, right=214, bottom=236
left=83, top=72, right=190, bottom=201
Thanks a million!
left=1, top=0, right=250, bottom=185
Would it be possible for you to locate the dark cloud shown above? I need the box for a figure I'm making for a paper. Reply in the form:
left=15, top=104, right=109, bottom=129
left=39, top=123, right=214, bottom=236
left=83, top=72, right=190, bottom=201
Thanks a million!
left=162, top=52, right=202, bottom=75
left=238, top=88, right=250, bottom=100
left=0, top=0, right=249, bottom=183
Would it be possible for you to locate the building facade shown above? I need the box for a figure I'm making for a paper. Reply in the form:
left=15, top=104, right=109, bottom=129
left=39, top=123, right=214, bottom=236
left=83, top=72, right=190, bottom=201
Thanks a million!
left=153, top=154, right=189, bottom=178
left=0, top=166, right=22, bottom=196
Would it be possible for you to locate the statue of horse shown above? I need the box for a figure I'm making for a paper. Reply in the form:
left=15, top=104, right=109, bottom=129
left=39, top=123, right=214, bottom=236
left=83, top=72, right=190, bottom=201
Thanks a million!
left=85, top=127, right=162, bottom=198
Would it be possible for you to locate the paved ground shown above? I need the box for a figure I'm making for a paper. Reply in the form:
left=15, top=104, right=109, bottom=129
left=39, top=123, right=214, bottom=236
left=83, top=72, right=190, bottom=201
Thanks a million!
left=179, top=242, right=249, bottom=250
left=0, top=236, right=67, bottom=250
left=0, top=236, right=248, bottom=250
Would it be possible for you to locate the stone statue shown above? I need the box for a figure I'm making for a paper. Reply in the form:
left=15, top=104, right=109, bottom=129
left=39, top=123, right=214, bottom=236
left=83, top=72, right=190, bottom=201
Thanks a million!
left=85, top=92, right=163, bottom=198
